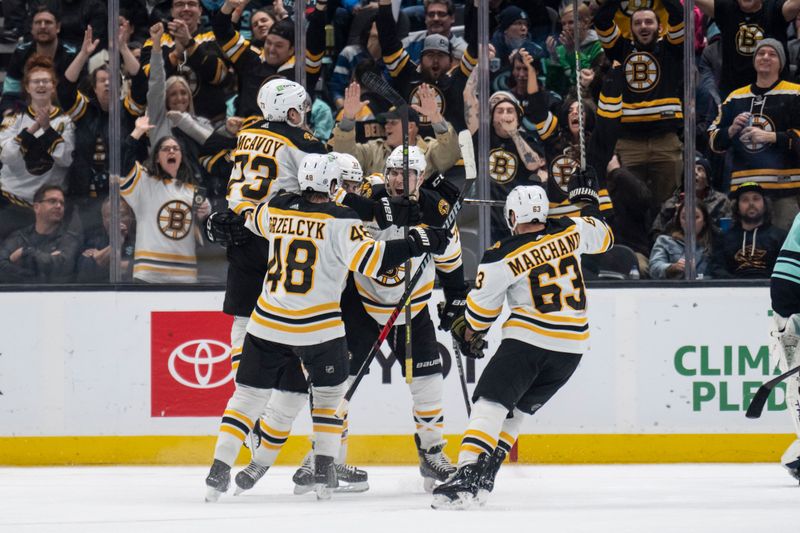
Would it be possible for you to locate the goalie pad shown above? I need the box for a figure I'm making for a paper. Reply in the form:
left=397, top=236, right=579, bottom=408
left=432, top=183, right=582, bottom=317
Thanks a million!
left=772, top=313, right=800, bottom=438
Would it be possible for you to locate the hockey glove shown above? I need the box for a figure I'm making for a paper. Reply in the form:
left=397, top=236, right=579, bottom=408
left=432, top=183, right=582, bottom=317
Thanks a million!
left=423, top=174, right=461, bottom=207
left=450, top=314, right=487, bottom=359
left=407, top=226, right=450, bottom=256
left=205, top=209, right=252, bottom=247
left=567, top=166, right=600, bottom=205
left=374, top=196, right=422, bottom=229
left=437, top=296, right=467, bottom=332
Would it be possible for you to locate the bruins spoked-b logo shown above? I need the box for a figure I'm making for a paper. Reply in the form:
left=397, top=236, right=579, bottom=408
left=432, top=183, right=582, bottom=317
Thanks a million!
left=736, top=24, right=764, bottom=56
left=551, top=153, right=579, bottom=192
left=489, top=148, right=518, bottom=183
left=741, top=114, right=774, bottom=153
left=620, top=0, right=653, bottom=16
left=158, top=200, right=193, bottom=240
left=376, top=264, right=406, bottom=287
left=624, top=52, right=659, bottom=92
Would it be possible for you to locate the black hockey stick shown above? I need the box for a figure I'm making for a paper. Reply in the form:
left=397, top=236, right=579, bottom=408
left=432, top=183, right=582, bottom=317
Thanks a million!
left=451, top=339, right=472, bottom=415
left=746, top=364, right=800, bottom=419
left=336, top=186, right=466, bottom=417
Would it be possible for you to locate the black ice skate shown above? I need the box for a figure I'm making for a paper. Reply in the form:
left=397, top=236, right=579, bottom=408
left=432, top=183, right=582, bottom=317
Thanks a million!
left=313, top=455, right=338, bottom=500
left=415, top=434, right=456, bottom=492
left=234, top=461, right=269, bottom=495
left=293, top=452, right=315, bottom=495
left=430, top=455, right=489, bottom=510
left=204, top=459, right=231, bottom=502
left=784, top=456, right=800, bottom=483
left=476, top=446, right=507, bottom=505
left=334, top=462, right=369, bottom=493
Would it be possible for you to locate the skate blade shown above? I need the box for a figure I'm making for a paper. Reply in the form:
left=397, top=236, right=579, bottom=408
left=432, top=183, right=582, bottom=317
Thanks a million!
left=423, top=477, right=439, bottom=493
left=475, top=489, right=489, bottom=506
left=315, top=483, right=333, bottom=500
left=204, top=486, right=225, bottom=503
left=431, top=492, right=474, bottom=510
left=233, top=485, right=247, bottom=496
left=333, top=481, right=369, bottom=493
left=294, top=483, right=315, bottom=495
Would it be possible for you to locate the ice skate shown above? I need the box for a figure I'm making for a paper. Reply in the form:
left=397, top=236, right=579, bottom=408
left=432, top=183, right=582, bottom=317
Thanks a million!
left=784, top=456, right=800, bottom=483
left=334, top=462, right=369, bottom=493
left=234, top=461, right=269, bottom=495
left=204, top=459, right=231, bottom=502
left=293, top=451, right=315, bottom=495
left=476, top=447, right=507, bottom=505
left=430, top=455, right=488, bottom=510
left=313, top=455, right=338, bottom=500
left=415, top=435, right=456, bottom=492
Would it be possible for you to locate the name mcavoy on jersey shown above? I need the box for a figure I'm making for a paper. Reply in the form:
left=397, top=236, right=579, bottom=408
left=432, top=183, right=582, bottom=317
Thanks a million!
left=269, top=216, right=326, bottom=239
left=506, top=233, right=581, bottom=276
left=236, top=132, right=285, bottom=157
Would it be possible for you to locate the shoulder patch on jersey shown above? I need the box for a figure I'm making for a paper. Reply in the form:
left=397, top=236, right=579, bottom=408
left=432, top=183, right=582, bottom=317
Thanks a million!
left=481, top=234, right=532, bottom=264
left=269, top=122, right=327, bottom=153
left=438, top=198, right=449, bottom=216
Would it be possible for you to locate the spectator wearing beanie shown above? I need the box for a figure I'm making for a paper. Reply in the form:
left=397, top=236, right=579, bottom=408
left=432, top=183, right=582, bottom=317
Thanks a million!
left=709, top=38, right=800, bottom=231
left=491, top=6, right=544, bottom=71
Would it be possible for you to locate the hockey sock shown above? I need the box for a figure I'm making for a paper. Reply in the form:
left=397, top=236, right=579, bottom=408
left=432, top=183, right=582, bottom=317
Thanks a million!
left=457, top=399, right=509, bottom=466
left=251, top=390, right=307, bottom=466
left=214, top=384, right=272, bottom=465
left=229, top=316, right=249, bottom=374
left=310, top=382, right=347, bottom=459
left=337, top=414, right=349, bottom=464
left=497, top=409, right=525, bottom=454
left=410, top=374, right=445, bottom=450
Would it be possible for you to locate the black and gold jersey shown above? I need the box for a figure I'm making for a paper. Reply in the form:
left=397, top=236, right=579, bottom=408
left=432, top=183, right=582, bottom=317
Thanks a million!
left=466, top=216, right=613, bottom=354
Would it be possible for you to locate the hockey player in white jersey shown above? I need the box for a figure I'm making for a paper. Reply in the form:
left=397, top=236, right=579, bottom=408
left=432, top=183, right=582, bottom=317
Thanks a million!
left=431, top=173, right=613, bottom=509
left=204, top=153, right=450, bottom=501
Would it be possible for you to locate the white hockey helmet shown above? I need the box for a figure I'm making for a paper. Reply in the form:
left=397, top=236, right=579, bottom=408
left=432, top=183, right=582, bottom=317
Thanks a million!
left=504, top=185, right=549, bottom=230
left=257, top=79, right=307, bottom=125
left=298, top=153, right=341, bottom=198
left=384, top=145, right=427, bottom=178
left=333, top=152, right=364, bottom=184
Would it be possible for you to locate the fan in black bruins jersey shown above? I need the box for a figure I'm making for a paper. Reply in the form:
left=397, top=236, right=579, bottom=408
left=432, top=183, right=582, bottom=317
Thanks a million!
left=431, top=176, right=613, bottom=510
left=204, top=153, right=451, bottom=502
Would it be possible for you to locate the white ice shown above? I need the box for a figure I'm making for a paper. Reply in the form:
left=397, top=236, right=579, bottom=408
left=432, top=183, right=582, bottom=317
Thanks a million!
left=0, top=464, right=797, bottom=533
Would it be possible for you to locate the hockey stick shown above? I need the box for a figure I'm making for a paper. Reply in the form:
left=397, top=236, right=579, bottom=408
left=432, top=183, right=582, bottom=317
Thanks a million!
left=451, top=339, right=472, bottom=415
left=573, top=0, right=586, bottom=171
left=462, top=198, right=505, bottom=207
left=745, top=364, right=800, bottom=419
left=336, top=189, right=466, bottom=418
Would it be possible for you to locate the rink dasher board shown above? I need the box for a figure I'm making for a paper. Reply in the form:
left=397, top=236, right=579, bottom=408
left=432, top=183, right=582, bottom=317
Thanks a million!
left=0, top=287, right=794, bottom=465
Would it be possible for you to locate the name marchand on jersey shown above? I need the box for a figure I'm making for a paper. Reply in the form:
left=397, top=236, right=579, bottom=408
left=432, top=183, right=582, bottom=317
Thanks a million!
left=466, top=216, right=613, bottom=354
left=121, top=162, right=199, bottom=283
left=227, top=119, right=326, bottom=215
left=245, top=193, right=391, bottom=346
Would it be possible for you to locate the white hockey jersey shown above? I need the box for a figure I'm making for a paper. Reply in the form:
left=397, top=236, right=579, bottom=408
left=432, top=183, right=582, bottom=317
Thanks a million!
left=245, top=193, right=396, bottom=346
left=353, top=219, right=462, bottom=326
left=121, top=162, right=200, bottom=283
left=0, top=106, right=74, bottom=204
left=227, top=118, right=326, bottom=215
left=466, top=216, right=613, bottom=354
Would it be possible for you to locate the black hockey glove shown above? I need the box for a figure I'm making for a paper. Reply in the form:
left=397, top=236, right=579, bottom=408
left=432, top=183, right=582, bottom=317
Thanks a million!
left=205, top=209, right=252, bottom=247
left=450, top=314, right=487, bottom=359
left=437, top=295, right=467, bottom=332
left=423, top=174, right=461, bottom=206
left=567, top=166, right=600, bottom=205
left=407, top=226, right=450, bottom=256
left=374, top=196, right=422, bottom=229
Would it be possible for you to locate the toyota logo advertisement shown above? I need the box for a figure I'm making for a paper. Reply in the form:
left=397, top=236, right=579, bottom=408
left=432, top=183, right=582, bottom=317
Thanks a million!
left=151, top=311, right=235, bottom=417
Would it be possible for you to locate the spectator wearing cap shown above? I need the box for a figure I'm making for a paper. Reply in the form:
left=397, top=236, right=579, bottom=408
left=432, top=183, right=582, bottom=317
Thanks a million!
left=544, top=1, right=605, bottom=99
left=491, top=6, right=544, bottom=71
left=695, top=0, right=800, bottom=100
left=710, top=182, right=788, bottom=278
left=330, top=80, right=460, bottom=179
left=402, top=0, right=467, bottom=64
left=709, top=38, right=800, bottom=231
left=210, top=0, right=327, bottom=118
left=651, top=155, right=732, bottom=239
left=0, top=5, right=78, bottom=115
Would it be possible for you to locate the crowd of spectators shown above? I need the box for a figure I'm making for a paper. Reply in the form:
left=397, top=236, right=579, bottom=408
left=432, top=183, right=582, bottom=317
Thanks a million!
left=0, top=0, right=799, bottom=284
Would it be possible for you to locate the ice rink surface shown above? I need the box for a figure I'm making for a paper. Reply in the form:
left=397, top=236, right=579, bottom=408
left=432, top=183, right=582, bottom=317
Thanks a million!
left=1, top=464, right=797, bottom=533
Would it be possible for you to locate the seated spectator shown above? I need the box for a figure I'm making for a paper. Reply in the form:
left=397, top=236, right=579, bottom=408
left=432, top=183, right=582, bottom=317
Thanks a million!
left=544, top=1, right=605, bottom=99
left=0, top=55, right=75, bottom=240
left=606, top=156, right=653, bottom=275
left=402, top=0, right=467, bottom=63
left=330, top=81, right=461, bottom=178
left=651, top=155, right=732, bottom=239
left=649, top=202, right=714, bottom=279
left=122, top=116, right=211, bottom=283
left=708, top=39, right=800, bottom=230
left=229, top=0, right=277, bottom=44
left=710, top=182, right=788, bottom=278
left=0, top=185, right=80, bottom=284
left=0, top=5, right=78, bottom=115
left=76, top=198, right=135, bottom=283
left=491, top=6, right=544, bottom=72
